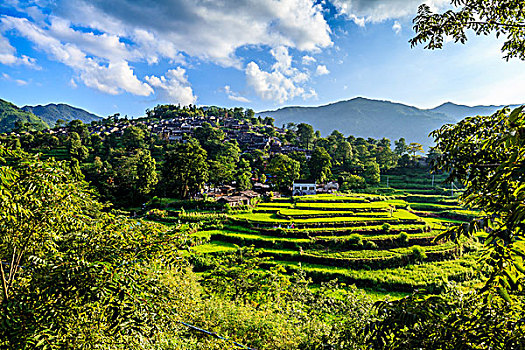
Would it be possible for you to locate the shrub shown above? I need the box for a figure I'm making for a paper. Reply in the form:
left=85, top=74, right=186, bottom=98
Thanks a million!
left=347, top=234, right=363, bottom=247
left=147, top=208, right=167, bottom=220
left=364, top=240, right=378, bottom=250
left=411, top=245, right=427, bottom=262
left=397, top=231, right=409, bottom=246
left=382, top=223, right=392, bottom=232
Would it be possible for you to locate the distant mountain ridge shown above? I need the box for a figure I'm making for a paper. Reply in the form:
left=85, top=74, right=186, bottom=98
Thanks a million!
left=22, top=103, right=101, bottom=126
left=257, top=97, right=522, bottom=149
left=426, top=101, right=520, bottom=120
left=0, top=99, right=48, bottom=132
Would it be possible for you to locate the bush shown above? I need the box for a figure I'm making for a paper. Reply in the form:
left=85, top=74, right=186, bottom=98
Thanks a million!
left=347, top=234, right=363, bottom=247
left=411, top=245, right=427, bottom=262
left=397, top=231, right=409, bottom=246
left=147, top=208, right=167, bottom=220
left=382, top=223, right=392, bottom=232
left=365, top=240, right=378, bottom=250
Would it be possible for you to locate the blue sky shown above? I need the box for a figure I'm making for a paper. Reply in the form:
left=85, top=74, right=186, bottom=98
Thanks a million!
left=0, top=0, right=523, bottom=118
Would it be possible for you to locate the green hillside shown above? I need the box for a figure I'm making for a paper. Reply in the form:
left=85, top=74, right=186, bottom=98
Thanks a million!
left=0, top=98, right=48, bottom=132
left=22, top=103, right=100, bottom=126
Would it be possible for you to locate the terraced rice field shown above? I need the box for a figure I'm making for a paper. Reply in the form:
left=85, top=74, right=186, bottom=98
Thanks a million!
left=188, top=189, right=481, bottom=294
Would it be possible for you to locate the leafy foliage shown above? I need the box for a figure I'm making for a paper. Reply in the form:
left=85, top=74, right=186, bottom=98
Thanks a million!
left=431, top=106, right=525, bottom=293
left=411, top=0, right=525, bottom=61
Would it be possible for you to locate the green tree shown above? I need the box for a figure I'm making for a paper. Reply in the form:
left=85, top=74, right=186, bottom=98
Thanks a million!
left=363, top=161, right=380, bottom=185
left=67, top=119, right=89, bottom=140
left=407, top=142, right=424, bottom=160
left=297, top=123, right=315, bottom=150
left=114, top=149, right=158, bottom=204
left=122, top=125, right=146, bottom=150
left=162, top=138, right=209, bottom=198
left=68, top=132, right=89, bottom=161
left=267, top=154, right=300, bottom=192
left=394, top=137, right=408, bottom=156
left=235, top=158, right=253, bottom=190
left=308, top=146, right=332, bottom=183
left=411, top=0, right=525, bottom=61
left=431, top=106, right=525, bottom=292
left=0, top=145, right=196, bottom=348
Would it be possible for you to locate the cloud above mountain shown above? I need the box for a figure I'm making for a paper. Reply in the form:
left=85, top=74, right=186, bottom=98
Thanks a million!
left=0, top=0, right=455, bottom=105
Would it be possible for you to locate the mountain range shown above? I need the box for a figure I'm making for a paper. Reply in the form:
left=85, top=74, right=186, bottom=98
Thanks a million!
left=0, top=99, right=49, bottom=132
left=257, top=97, right=520, bottom=149
left=1, top=97, right=520, bottom=148
left=0, top=100, right=100, bottom=133
left=22, top=103, right=101, bottom=126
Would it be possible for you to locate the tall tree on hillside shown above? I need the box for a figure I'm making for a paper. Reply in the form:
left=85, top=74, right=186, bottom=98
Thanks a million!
left=235, top=158, right=253, bottom=190
left=114, top=149, right=158, bottom=204
left=68, top=132, right=89, bottom=161
left=375, top=138, right=396, bottom=169
left=267, top=154, right=300, bottom=193
left=308, top=146, right=332, bottom=183
left=407, top=142, right=424, bottom=160
left=363, top=161, right=380, bottom=185
left=122, top=125, right=146, bottom=150
left=394, top=138, right=408, bottom=156
left=297, top=123, right=315, bottom=150
left=162, top=138, right=208, bottom=198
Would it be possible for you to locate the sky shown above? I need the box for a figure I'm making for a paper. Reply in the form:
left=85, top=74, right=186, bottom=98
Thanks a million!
left=0, top=0, right=524, bottom=118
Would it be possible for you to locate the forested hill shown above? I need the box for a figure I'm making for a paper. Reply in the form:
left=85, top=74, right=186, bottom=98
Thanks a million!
left=257, top=97, right=519, bottom=149
left=427, top=101, right=520, bottom=120
left=0, top=98, right=48, bottom=132
left=22, top=103, right=101, bottom=126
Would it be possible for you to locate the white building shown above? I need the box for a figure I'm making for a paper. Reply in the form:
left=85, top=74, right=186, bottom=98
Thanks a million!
left=292, top=181, right=316, bottom=196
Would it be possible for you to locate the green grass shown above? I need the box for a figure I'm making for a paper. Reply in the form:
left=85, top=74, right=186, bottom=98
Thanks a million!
left=231, top=212, right=402, bottom=224
left=191, top=241, right=237, bottom=253
left=295, top=202, right=391, bottom=210
left=272, top=253, right=479, bottom=291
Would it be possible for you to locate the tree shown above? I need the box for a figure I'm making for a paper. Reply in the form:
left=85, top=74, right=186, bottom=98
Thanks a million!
left=375, top=138, right=396, bottom=169
left=407, top=142, right=424, bottom=160
left=68, top=132, right=89, bottom=161
left=122, top=125, right=146, bottom=150
left=0, top=145, right=196, bottom=348
left=67, top=119, right=89, bottom=140
left=267, top=154, right=300, bottom=193
left=162, top=138, right=208, bottom=198
left=263, top=116, right=275, bottom=126
left=363, top=161, right=380, bottom=185
left=394, top=138, right=408, bottom=156
left=114, top=149, right=158, bottom=204
left=431, top=106, right=525, bottom=292
left=411, top=0, right=525, bottom=61
left=308, top=146, right=332, bottom=183
left=297, top=123, right=315, bottom=150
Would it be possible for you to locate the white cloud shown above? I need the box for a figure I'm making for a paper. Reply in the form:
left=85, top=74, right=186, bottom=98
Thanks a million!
left=1, top=72, right=29, bottom=85
left=53, top=0, right=333, bottom=66
left=392, top=21, right=402, bottom=35
left=224, top=85, right=250, bottom=103
left=315, top=64, right=330, bottom=76
left=1, top=0, right=334, bottom=100
left=245, top=47, right=315, bottom=104
left=302, top=55, right=316, bottom=65
left=332, top=0, right=448, bottom=24
left=0, top=34, right=38, bottom=68
left=1, top=15, right=153, bottom=96
left=145, top=68, right=196, bottom=105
